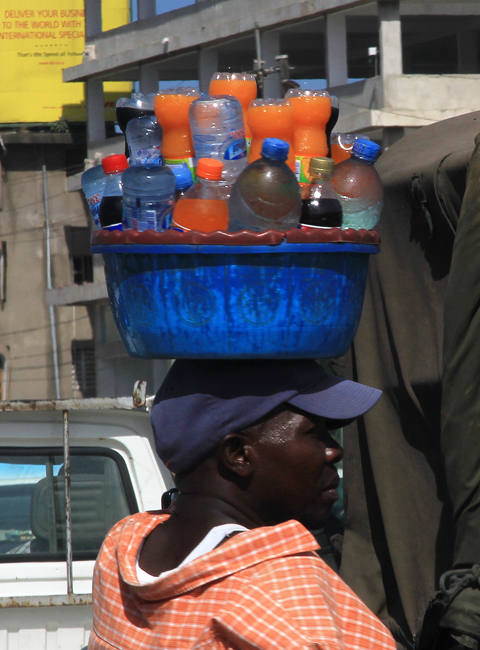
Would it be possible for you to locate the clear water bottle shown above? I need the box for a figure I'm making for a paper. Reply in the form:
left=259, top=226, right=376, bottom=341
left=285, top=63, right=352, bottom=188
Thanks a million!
left=125, top=115, right=163, bottom=166
left=332, top=139, right=383, bottom=230
left=116, top=92, right=155, bottom=157
left=122, top=162, right=176, bottom=232
left=81, top=163, right=106, bottom=229
left=99, top=155, right=129, bottom=231
left=189, top=95, right=247, bottom=185
left=228, top=138, right=301, bottom=232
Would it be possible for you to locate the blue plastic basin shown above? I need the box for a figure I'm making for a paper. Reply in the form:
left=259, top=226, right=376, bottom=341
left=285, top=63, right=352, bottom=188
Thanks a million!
left=92, top=241, right=379, bottom=359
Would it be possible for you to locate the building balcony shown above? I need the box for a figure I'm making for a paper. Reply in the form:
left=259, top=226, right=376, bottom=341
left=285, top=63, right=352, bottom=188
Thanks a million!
left=334, top=74, right=480, bottom=133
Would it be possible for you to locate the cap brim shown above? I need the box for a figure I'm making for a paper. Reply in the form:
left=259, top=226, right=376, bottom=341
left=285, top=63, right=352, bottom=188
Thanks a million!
left=287, top=374, right=381, bottom=426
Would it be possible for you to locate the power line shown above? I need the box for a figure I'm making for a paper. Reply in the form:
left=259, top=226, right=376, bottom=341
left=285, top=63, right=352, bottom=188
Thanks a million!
left=0, top=314, right=90, bottom=338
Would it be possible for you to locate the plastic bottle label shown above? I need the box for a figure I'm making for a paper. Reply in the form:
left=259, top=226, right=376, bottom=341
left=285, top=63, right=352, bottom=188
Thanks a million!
left=131, top=146, right=163, bottom=166
left=295, top=155, right=313, bottom=185
left=125, top=202, right=174, bottom=232
left=192, top=132, right=247, bottom=163
left=87, top=193, right=102, bottom=228
left=224, top=137, right=247, bottom=161
left=164, top=157, right=196, bottom=181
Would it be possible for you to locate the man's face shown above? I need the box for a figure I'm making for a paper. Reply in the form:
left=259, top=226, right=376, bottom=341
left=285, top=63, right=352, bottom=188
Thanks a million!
left=246, top=406, right=343, bottom=529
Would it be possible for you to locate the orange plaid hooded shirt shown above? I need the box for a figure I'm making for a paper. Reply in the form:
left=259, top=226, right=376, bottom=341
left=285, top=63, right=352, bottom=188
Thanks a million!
left=89, top=512, right=396, bottom=650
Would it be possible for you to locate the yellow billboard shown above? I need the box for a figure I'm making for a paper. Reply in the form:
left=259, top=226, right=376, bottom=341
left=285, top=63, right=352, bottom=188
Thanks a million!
left=0, top=0, right=131, bottom=123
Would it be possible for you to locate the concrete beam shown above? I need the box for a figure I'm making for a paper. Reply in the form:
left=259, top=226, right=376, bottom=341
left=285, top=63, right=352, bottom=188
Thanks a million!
left=378, top=0, right=402, bottom=77
left=326, top=13, right=348, bottom=87
left=86, top=135, right=125, bottom=163
left=63, top=0, right=373, bottom=83
left=45, top=282, right=109, bottom=307
left=0, top=133, right=72, bottom=145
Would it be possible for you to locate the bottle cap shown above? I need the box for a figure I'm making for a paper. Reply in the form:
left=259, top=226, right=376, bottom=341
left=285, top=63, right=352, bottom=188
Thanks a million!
left=101, top=154, right=129, bottom=174
left=173, top=166, right=193, bottom=190
left=196, top=158, right=223, bottom=180
left=261, top=138, right=289, bottom=161
left=309, top=157, right=335, bottom=175
left=351, top=139, right=381, bottom=162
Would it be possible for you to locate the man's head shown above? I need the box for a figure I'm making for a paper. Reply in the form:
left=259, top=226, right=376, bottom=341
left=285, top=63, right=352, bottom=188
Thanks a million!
left=151, top=359, right=381, bottom=527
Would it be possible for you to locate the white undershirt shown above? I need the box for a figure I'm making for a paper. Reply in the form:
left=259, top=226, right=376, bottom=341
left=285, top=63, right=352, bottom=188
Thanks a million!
left=136, top=523, right=249, bottom=585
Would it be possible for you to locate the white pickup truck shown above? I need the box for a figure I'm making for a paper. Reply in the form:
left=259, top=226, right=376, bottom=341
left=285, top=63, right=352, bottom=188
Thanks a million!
left=0, top=398, right=174, bottom=650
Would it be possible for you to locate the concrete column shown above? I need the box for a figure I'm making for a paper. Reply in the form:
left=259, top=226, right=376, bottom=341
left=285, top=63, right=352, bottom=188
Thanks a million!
left=86, top=79, right=106, bottom=143
left=261, top=31, right=282, bottom=98
left=325, top=13, right=348, bottom=88
left=198, top=47, right=218, bottom=93
left=85, top=0, right=102, bottom=37
left=139, top=64, right=159, bottom=95
left=138, top=0, right=156, bottom=20
left=457, top=31, right=477, bottom=74
left=378, top=0, right=402, bottom=77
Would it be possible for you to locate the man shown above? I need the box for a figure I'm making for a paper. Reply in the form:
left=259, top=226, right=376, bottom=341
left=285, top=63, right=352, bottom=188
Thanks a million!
left=89, top=359, right=396, bottom=650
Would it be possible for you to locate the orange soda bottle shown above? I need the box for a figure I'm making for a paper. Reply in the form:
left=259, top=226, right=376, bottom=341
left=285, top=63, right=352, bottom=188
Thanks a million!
left=172, top=158, right=229, bottom=233
left=154, top=87, right=200, bottom=179
left=285, top=89, right=331, bottom=185
left=209, top=72, right=257, bottom=150
left=247, top=99, right=295, bottom=171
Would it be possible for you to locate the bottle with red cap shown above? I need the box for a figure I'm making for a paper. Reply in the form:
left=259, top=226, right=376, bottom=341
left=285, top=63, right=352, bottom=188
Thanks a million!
left=99, top=154, right=129, bottom=231
left=172, top=158, right=229, bottom=233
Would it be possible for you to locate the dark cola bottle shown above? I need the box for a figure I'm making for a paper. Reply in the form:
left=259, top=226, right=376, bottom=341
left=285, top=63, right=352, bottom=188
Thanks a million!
left=300, top=157, right=342, bottom=229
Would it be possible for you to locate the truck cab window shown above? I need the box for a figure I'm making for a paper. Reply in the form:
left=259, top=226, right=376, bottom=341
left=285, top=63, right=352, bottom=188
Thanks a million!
left=0, top=449, right=137, bottom=561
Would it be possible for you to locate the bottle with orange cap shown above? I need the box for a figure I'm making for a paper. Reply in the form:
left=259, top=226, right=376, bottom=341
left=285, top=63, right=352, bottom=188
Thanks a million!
left=172, top=158, right=229, bottom=233
left=154, top=87, right=200, bottom=179
left=209, top=72, right=257, bottom=152
left=247, top=99, right=295, bottom=171
left=284, top=89, right=332, bottom=185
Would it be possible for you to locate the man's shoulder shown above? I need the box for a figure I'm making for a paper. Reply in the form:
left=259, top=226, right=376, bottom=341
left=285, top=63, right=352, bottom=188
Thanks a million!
left=98, top=511, right=168, bottom=563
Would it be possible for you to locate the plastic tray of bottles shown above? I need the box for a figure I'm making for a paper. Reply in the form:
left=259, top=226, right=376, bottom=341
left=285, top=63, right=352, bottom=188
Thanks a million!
left=91, top=228, right=380, bottom=360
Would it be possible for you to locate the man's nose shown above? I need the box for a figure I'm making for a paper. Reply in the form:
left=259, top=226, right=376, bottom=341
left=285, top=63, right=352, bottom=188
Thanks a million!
left=325, top=444, right=344, bottom=464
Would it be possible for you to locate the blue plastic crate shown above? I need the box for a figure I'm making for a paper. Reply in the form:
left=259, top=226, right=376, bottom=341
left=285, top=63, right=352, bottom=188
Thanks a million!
left=92, top=241, right=379, bottom=359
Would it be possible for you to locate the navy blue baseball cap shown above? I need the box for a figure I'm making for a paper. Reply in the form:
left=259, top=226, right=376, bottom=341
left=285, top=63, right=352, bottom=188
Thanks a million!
left=151, top=359, right=381, bottom=474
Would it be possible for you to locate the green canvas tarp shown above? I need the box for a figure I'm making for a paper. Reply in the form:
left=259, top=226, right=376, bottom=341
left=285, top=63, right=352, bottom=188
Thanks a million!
left=338, top=111, right=480, bottom=649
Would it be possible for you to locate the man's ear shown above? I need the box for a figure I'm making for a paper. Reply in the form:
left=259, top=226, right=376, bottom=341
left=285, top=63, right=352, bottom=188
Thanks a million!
left=216, top=433, right=255, bottom=478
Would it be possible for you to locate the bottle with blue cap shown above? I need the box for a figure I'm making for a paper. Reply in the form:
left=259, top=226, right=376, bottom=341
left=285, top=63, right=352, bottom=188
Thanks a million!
left=172, top=166, right=193, bottom=201
left=332, top=139, right=384, bottom=230
left=228, top=137, right=301, bottom=232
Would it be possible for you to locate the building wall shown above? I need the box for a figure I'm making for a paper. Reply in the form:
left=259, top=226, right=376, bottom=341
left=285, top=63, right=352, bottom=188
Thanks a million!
left=0, top=142, right=93, bottom=399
